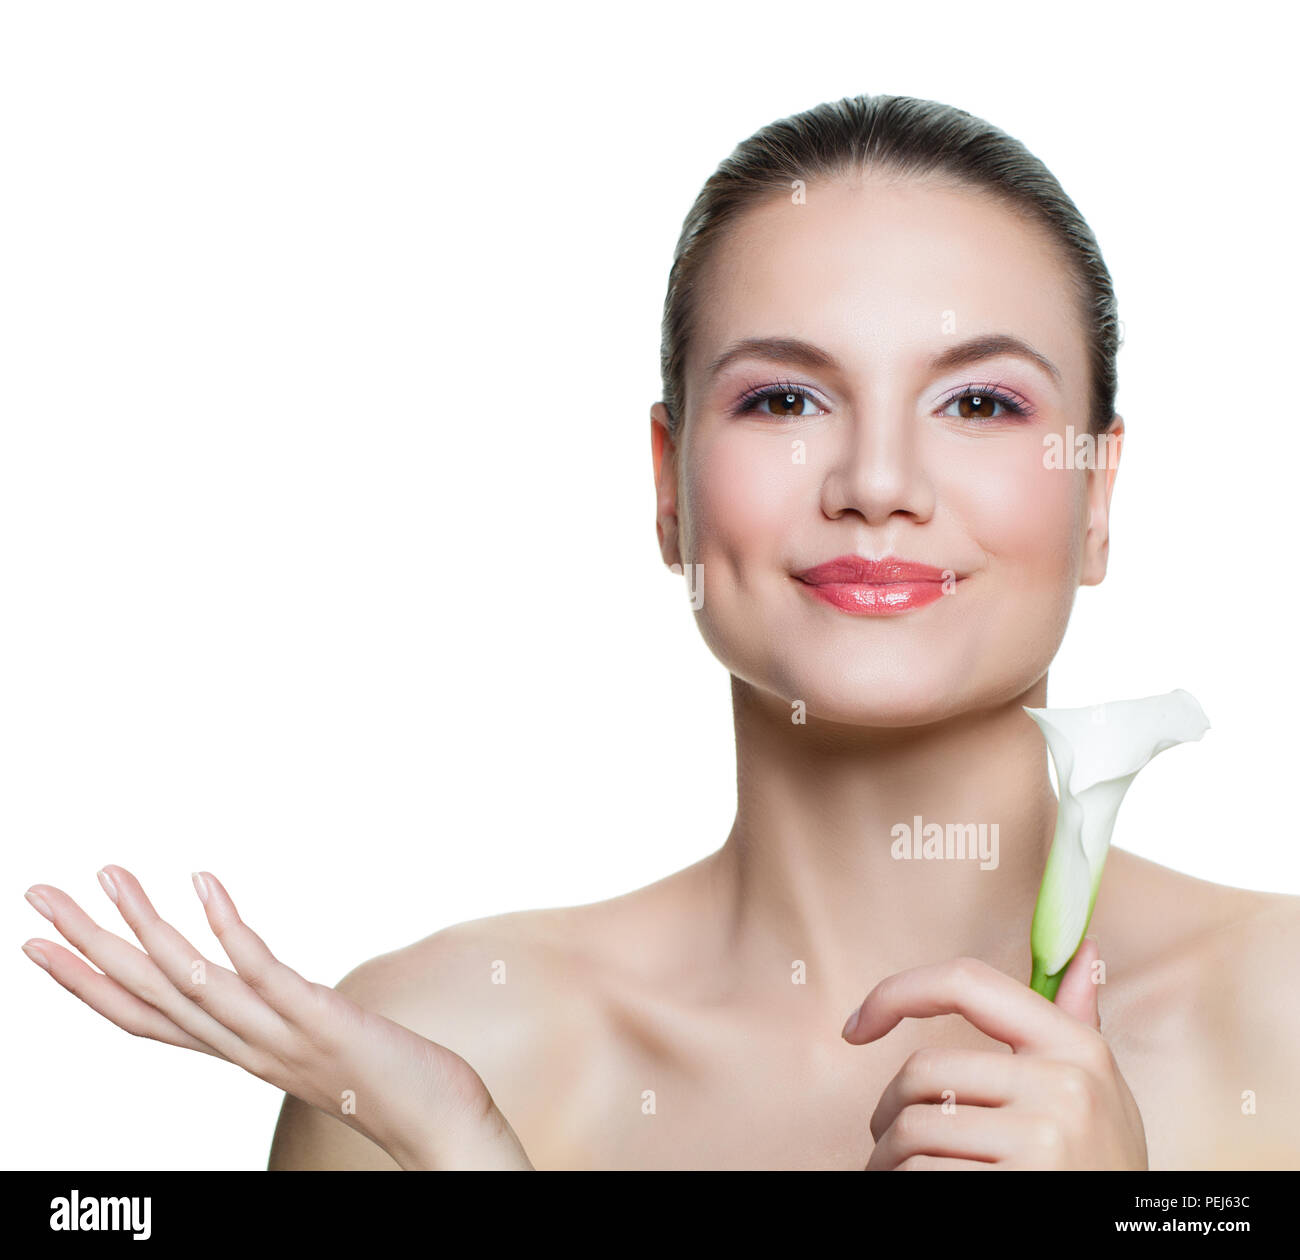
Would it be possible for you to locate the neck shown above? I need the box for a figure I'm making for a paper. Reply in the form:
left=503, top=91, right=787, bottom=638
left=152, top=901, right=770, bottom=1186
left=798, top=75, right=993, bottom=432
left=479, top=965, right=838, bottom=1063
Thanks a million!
left=711, top=674, right=1058, bottom=1005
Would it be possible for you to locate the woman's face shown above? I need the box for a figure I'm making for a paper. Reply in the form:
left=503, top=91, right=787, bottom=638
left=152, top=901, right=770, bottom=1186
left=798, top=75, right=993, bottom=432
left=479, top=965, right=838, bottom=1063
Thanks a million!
left=652, top=175, right=1122, bottom=727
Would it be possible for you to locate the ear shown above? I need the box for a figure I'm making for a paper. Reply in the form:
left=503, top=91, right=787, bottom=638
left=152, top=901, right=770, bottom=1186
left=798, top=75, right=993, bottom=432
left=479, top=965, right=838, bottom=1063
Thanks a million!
left=1080, top=415, right=1124, bottom=587
left=651, top=402, right=683, bottom=569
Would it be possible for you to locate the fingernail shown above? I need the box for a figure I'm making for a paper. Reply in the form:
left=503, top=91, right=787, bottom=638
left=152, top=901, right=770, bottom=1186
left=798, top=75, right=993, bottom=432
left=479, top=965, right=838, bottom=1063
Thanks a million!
left=22, top=943, right=51, bottom=971
left=192, top=872, right=209, bottom=904
left=24, top=889, right=52, bottom=920
left=841, top=1004, right=862, bottom=1040
left=97, top=868, right=119, bottom=904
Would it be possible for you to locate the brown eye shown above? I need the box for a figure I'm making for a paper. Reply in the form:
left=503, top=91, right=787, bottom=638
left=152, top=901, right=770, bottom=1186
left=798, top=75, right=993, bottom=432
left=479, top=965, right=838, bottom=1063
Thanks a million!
left=967, top=393, right=996, bottom=418
left=769, top=390, right=807, bottom=417
left=736, top=385, right=827, bottom=419
left=940, top=386, right=1030, bottom=422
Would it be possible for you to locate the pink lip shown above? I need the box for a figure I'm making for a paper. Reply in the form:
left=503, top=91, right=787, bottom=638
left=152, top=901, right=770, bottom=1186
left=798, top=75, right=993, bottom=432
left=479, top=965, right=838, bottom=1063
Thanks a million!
left=792, top=554, right=957, bottom=616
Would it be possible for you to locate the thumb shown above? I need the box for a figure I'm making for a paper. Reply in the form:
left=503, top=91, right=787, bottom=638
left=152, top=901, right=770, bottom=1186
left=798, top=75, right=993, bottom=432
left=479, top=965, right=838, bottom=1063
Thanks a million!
left=1052, top=935, right=1101, bottom=1030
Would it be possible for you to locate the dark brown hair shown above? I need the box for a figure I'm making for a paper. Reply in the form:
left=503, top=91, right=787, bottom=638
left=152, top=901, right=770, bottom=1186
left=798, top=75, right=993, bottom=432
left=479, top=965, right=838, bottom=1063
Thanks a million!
left=658, top=93, right=1120, bottom=438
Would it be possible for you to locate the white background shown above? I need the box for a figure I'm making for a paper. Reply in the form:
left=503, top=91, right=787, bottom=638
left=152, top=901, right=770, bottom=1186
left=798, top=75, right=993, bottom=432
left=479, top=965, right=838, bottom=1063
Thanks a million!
left=3, top=0, right=1296, bottom=1170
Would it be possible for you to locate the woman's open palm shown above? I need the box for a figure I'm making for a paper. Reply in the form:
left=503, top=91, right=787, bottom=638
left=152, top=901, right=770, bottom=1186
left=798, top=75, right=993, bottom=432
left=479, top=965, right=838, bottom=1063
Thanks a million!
left=21, top=865, right=532, bottom=1170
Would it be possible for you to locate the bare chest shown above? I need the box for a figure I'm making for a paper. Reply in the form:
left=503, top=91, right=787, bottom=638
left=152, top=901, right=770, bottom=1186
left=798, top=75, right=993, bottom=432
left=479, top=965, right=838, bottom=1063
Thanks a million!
left=516, top=1013, right=1004, bottom=1171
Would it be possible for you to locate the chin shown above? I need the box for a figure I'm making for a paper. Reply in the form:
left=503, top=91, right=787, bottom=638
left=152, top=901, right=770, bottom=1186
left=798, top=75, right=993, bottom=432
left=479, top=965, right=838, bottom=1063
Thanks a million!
left=788, top=679, right=981, bottom=730
left=725, top=653, right=985, bottom=730
left=698, top=594, right=1064, bottom=730
left=731, top=631, right=1059, bottom=729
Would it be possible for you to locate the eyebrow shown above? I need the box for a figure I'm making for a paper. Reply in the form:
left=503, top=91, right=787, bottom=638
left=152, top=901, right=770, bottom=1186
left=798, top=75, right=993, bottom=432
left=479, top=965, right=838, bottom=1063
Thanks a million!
left=705, top=333, right=1062, bottom=386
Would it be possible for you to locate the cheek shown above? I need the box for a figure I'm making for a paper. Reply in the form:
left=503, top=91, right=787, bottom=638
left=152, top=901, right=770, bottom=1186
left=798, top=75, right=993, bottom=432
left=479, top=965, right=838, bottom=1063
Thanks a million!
left=954, top=444, right=1086, bottom=584
left=679, top=427, right=810, bottom=681
left=682, top=428, right=804, bottom=566
left=948, top=443, right=1089, bottom=685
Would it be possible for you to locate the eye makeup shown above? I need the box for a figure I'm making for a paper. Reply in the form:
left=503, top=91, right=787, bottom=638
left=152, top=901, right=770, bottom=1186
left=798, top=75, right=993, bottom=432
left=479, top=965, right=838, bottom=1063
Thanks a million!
left=727, top=376, right=1038, bottom=423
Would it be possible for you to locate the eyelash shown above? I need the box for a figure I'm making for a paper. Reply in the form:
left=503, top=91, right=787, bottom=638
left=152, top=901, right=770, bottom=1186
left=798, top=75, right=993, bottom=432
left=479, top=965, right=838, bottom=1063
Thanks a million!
left=937, top=381, right=1035, bottom=422
left=732, top=379, right=1035, bottom=422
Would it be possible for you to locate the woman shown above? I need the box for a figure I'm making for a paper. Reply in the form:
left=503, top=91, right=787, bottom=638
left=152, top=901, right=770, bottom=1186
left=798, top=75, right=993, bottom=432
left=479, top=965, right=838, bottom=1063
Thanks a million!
left=21, top=94, right=1300, bottom=1170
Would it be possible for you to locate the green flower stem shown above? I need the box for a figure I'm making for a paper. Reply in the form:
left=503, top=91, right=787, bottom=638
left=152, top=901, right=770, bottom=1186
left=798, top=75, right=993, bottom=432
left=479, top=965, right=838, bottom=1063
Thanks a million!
left=1030, top=955, right=1065, bottom=1002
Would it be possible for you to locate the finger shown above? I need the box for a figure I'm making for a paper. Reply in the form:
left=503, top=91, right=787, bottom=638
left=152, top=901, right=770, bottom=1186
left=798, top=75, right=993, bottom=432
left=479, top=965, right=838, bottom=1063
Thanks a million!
left=867, top=1103, right=1022, bottom=1169
left=21, top=937, right=221, bottom=1056
left=24, top=881, right=256, bottom=1063
left=869, top=1048, right=1017, bottom=1141
left=1053, top=936, right=1102, bottom=1031
left=189, top=870, right=325, bottom=1028
left=99, top=865, right=288, bottom=1045
left=842, top=956, right=1090, bottom=1054
left=889, top=1155, right=997, bottom=1171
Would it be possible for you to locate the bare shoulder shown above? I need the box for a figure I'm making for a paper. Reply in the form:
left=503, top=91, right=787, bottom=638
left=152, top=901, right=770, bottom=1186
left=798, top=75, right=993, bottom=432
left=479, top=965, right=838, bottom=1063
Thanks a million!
left=1097, top=850, right=1300, bottom=1169
left=336, top=852, right=716, bottom=1032
left=269, top=858, right=715, bottom=1170
left=1097, top=847, right=1297, bottom=972
left=335, top=901, right=611, bottom=1070
left=268, top=904, right=605, bottom=1170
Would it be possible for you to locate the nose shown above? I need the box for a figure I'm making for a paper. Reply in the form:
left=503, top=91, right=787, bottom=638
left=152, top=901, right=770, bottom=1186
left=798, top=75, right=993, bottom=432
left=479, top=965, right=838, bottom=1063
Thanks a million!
left=819, top=403, right=936, bottom=526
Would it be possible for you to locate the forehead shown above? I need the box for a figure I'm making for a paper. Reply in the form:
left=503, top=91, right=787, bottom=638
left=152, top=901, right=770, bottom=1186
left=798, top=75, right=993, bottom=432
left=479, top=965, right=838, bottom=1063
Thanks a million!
left=689, top=175, right=1087, bottom=397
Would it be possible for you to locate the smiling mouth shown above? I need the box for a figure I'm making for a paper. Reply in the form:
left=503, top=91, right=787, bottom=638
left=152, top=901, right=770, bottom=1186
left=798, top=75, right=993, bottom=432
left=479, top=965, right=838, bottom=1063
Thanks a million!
left=792, top=555, right=959, bottom=617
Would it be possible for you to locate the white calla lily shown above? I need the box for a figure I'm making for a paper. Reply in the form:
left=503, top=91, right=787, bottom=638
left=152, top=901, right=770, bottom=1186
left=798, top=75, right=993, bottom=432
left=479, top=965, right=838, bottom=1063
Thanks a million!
left=1024, top=689, right=1210, bottom=1000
